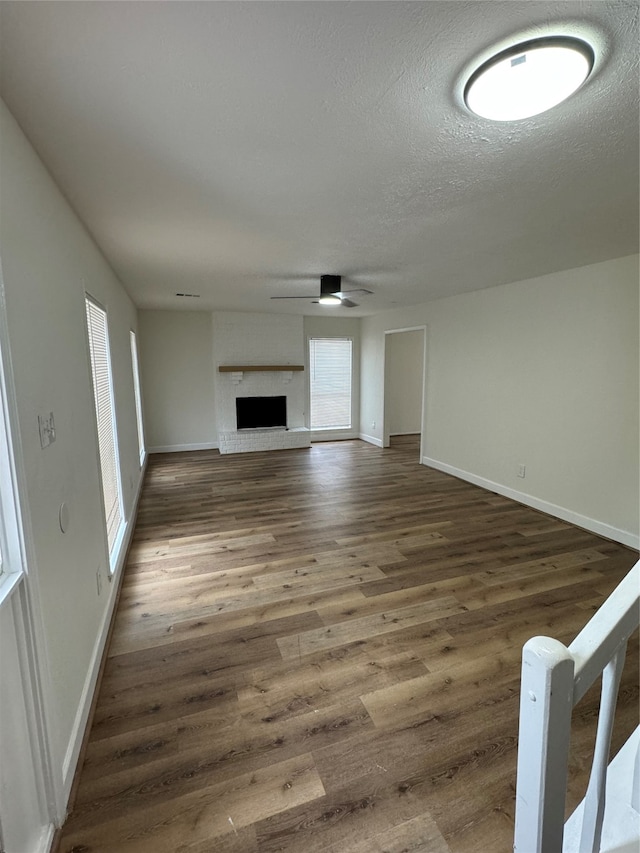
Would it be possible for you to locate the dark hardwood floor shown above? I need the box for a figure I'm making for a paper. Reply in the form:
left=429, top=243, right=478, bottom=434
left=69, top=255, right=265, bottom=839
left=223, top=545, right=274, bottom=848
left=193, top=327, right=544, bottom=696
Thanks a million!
left=57, top=438, right=638, bottom=853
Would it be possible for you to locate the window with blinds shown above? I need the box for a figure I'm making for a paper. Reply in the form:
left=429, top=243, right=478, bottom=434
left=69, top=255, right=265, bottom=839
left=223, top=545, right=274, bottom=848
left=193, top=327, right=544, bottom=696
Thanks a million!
left=309, top=338, right=353, bottom=430
left=85, top=296, right=123, bottom=560
left=130, top=330, right=145, bottom=464
left=0, top=312, right=24, bottom=600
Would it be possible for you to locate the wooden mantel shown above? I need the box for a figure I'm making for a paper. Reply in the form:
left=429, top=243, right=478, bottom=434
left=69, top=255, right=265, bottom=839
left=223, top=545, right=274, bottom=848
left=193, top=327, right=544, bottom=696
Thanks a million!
left=218, top=365, right=304, bottom=372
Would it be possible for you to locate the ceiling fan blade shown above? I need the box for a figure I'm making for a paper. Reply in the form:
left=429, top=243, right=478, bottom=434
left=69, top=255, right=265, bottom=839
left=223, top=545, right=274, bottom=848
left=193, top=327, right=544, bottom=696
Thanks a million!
left=271, top=275, right=372, bottom=305
left=337, top=288, right=373, bottom=297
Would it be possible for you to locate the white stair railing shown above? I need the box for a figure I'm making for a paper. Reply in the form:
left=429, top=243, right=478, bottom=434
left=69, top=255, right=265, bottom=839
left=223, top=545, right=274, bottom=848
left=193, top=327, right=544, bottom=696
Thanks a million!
left=514, top=560, right=640, bottom=853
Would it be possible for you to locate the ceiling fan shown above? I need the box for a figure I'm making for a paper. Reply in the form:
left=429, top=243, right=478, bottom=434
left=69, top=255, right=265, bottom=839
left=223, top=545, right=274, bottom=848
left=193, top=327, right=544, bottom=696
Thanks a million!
left=270, top=275, right=373, bottom=308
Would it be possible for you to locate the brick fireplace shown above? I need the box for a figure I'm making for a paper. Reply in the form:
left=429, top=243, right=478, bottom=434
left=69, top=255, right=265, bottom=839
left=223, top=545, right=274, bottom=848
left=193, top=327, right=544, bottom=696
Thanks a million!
left=213, top=312, right=310, bottom=454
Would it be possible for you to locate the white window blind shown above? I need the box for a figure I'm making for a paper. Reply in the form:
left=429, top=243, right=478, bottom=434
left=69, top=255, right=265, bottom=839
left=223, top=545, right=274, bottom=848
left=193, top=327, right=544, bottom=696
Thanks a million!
left=85, top=297, right=123, bottom=557
left=309, top=338, right=353, bottom=430
left=130, top=330, right=145, bottom=464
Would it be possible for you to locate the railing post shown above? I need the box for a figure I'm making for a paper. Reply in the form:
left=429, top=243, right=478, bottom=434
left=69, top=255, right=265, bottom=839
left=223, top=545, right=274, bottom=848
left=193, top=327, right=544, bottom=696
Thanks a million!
left=514, top=637, right=575, bottom=853
left=632, top=733, right=640, bottom=814
left=578, top=642, right=627, bottom=853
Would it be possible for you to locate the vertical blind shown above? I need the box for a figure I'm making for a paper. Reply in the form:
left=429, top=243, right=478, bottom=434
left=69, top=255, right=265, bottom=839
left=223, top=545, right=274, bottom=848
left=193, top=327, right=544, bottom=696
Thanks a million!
left=130, top=331, right=145, bottom=463
left=309, top=338, right=353, bottom=430
left=85, top=297, right=123, bottom=556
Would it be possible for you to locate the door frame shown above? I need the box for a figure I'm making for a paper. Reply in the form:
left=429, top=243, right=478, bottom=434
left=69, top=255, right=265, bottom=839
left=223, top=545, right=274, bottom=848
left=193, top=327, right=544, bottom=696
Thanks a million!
left=382, top=326, right=427, bottom=459
left=0, top=260, right=61, bottom=849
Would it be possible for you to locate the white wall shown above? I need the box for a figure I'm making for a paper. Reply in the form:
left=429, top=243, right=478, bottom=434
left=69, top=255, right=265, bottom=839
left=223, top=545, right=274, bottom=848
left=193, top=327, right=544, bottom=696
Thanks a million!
left=361, top=256, right=639, bottom=546
left=384, top=329, right=423, bottom=436
left=138, top=310, right=217, bottom=451
left=137, top=312, right=363, bottom=448
left=0, top=100, right=144, bottom=826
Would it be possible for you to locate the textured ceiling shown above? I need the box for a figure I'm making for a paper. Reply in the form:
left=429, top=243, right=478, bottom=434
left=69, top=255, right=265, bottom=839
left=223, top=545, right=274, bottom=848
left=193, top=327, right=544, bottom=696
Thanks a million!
left=0, top=1, right=638, bottom=316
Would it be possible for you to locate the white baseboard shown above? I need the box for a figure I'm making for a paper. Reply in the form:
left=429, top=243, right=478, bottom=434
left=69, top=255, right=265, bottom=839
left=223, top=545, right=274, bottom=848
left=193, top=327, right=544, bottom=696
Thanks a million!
left=389, top=431, right=421, bottom=437
left=38, top=821, right=56, bottom=853
left=422, top=456, right=640, bottom=550
left=149, top=441, right=219, bottom=453
left=359, top=432, right=384, bottom=448
left=61, top=458, right=147, bottom=799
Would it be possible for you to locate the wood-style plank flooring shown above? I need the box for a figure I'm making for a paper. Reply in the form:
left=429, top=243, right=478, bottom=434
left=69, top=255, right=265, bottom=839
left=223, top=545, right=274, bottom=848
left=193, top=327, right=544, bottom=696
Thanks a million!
left=57, top=437, right=639, bottom=853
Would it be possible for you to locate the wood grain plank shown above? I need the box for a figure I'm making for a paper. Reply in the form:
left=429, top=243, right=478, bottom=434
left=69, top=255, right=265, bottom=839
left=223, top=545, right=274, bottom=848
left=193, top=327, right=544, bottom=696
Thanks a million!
left=55, top=438, right=638, bottom=853
left=60, top=753, right=325, bottom=851
left=277, top=596, right=465, bottom=659
left=323, top=812, right=451, bottom=853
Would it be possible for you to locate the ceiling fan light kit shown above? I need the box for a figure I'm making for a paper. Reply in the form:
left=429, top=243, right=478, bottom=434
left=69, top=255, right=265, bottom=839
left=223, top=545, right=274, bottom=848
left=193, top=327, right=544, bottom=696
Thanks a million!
left=270, top=274, right=372, bottom=308
left=319, top=275, right=344, bottom=306
left=320, top=275, right=342, bottom=294
left=464, top=35, right=595, bottom=121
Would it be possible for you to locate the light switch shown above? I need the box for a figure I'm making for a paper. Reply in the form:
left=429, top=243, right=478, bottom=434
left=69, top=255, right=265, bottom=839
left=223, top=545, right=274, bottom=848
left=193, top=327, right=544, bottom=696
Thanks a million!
left=38, top=412, right=56, bottom=448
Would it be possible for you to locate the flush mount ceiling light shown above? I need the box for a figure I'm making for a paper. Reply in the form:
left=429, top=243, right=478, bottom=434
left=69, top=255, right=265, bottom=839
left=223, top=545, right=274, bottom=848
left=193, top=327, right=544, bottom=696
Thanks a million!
left=464, top=36, right=594, bottom=121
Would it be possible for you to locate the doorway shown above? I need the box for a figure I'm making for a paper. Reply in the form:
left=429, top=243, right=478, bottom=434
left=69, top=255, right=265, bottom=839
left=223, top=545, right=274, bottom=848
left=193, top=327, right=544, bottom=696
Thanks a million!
left=382, top=327, right=426, bottom=461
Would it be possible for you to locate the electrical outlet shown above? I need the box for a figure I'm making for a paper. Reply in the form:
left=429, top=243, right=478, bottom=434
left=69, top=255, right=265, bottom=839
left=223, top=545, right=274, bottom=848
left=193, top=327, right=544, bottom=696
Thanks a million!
left=517, top=464, right=526, bottom=479
left=96, top=568, right=102, bottom=596
left=372, top=421, right=376, bottom=429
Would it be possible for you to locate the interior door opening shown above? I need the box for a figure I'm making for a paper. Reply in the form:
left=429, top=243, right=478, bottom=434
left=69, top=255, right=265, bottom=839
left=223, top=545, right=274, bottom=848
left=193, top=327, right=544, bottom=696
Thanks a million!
left=382, top=327, right=426, bottom=461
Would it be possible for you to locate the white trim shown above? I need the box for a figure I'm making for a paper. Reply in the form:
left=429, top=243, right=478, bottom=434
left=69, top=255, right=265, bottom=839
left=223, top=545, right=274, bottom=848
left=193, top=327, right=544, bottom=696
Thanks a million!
left=34, top=822, right=55, bottom=853
left=0, top=267, right=27, bottom=605
left=382, top=326, right=427, bottom=457
left=148, top=442, right=219, bottom=454
left=10, top=586, right=58, bottom=847
left=12, top=529, right=62, bottom=826
left=61, top=456, right=147, bottom=797
left=422, top=456, right=640, bottom=550
left=359, top=432, right=384, bottom=448
left=0, top=257, right=62, bottom=824
left=383, top=325, right=426, bottom=335
left=129, top=330, right=146, bottom=464
left=569, top=562, right=640, bottom=704
left=0, top=569, right=23, bottom=611
left=389, top=431, right=422, bottom=437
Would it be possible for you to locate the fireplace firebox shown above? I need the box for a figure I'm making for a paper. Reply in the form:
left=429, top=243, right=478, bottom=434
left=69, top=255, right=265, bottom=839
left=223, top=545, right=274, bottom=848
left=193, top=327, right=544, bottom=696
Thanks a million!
left=236, top=396, right=287, bottom=430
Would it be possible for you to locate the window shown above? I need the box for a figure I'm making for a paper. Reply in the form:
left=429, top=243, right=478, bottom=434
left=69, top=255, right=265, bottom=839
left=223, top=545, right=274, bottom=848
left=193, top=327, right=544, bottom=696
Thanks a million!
left=85, top=296, right=123, bottom=562
left=130, top=330, right=145, bottom=464
left=0, top=320, right=25, bottom=601
left=309, top=338, right=353, bottom=430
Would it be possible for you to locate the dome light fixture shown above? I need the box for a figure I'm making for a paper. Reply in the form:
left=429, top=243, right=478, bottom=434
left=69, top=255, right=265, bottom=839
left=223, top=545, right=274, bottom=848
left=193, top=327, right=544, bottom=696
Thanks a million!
left=464, top=36, right=594, bottom=121
left=319, top=295, right=341, bottom=306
